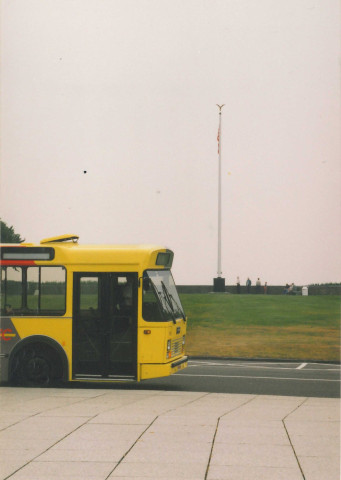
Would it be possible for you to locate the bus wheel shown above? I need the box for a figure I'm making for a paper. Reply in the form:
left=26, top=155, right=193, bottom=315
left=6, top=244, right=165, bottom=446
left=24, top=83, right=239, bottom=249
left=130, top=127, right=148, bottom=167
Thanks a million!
left=12, top=344, right=62, bottom=387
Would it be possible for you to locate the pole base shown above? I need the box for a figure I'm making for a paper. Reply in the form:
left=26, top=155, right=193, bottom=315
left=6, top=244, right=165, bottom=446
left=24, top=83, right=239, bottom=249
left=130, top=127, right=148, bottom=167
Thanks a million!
left=213, top=277, right=225, bottom=292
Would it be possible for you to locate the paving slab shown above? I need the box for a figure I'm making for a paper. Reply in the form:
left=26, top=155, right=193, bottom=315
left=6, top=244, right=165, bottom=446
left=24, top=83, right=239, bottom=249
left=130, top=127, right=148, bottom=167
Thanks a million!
left=7, top=461, right=116, bottom=480
left=123, top=439, right=211, bottom=464
left=206, top=465, right=303, bottom=480
left=297, top=456, right=340, bottom=480
left=214, top=423, right=290, bottom=445
left=89, top=411, right=157, bottom=425
left=140, top=423, right=216, bottom=442
left=283, top=397, right=340, bottom=480
left=210, top=443, right=299, bottom=468
left=283, top=419, right=340, bottom=437
left=289, top=433, right=340, bottom=457
left=0, top=415, right=88, bottom=439
left=109, top=461, right=207, bottom=478
left=153, top=413, right=220, bottom=426
left=218, top=395, right=306, bottom=425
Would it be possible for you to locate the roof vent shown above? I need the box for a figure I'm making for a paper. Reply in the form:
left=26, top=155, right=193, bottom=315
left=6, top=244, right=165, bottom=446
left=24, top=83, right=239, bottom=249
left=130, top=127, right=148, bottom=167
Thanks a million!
left=40, top=234, right=79, bottom=244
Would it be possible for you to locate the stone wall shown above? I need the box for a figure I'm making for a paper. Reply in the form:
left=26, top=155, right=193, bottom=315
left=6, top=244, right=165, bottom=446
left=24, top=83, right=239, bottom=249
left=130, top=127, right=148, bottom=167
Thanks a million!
left=177, top=285, right=341, bottom=295
left=306, top=285, right=341, bottom=295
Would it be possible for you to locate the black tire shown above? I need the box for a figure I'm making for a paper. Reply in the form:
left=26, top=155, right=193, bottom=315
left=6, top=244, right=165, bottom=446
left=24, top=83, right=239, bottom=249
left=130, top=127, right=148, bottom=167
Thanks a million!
left=11, top=344, right=63, bottom=387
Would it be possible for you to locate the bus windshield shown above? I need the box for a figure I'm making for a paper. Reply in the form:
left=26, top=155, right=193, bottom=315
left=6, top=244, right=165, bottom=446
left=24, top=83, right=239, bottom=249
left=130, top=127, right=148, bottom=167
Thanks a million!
left=142, top=270, right=185, bottom=322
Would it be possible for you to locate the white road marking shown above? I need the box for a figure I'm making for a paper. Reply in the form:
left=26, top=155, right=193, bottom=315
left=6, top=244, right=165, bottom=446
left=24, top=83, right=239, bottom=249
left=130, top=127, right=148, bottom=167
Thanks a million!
left=188, top=362, right=298, bottom=370
left=188, top=361, right=340, bottom=372
left=177, top=373, right=340, bottom=382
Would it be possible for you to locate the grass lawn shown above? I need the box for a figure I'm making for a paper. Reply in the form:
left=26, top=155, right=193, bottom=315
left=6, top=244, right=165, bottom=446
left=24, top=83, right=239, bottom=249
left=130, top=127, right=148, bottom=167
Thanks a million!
left=180, top=294, right=340, bottom=362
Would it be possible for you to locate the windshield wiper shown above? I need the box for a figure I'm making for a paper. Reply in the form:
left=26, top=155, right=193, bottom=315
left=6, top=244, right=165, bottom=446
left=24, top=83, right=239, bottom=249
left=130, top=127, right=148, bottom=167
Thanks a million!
left=169, top=293, right=186, bottom=322
left=161, top=281, right=176, bottom=324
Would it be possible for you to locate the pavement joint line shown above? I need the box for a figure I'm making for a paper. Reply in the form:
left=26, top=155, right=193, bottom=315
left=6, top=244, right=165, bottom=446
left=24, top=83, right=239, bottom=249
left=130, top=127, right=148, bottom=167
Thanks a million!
left=0, top=390, right=113, bottom=427
left=177, top=373, right=340, bottom=382
left=282, top=397, right=309, bottom=480
left=204, top=413, right=221, bottom=480
left=104, top=415, right=159, bottom=480
left=0, top=411, right=41, bottom=433
left=204, top=395, right=257, bottom=480
left=105, top=391, right=211, bottom=479
left=2, top=413, right=96, bottom=480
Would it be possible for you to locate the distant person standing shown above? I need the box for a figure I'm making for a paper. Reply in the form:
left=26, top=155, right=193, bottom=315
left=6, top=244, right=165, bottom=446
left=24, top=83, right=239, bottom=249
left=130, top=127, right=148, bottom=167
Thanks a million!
left=246, top=277, right=251, bottom=294
left=256, top=278, right=261, bottom=294
left=236, top=277, right=240, bottom=294
left=264, top=282, right=268, bottom=294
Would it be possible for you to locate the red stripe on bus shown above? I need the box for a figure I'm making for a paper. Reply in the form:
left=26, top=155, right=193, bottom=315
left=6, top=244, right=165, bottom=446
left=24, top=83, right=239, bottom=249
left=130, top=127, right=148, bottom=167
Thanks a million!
left=0, top=260, right=36, bottom=266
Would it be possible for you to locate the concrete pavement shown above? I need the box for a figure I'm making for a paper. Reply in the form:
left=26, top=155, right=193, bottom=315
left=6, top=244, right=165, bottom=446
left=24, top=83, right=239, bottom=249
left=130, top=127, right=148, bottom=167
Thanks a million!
left=0, top=386, right=339, bottom=480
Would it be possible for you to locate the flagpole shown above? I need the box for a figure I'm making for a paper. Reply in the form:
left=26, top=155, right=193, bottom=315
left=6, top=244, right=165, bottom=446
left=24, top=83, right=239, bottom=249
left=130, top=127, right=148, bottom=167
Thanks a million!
left=217, top=104, right=225, bottom=279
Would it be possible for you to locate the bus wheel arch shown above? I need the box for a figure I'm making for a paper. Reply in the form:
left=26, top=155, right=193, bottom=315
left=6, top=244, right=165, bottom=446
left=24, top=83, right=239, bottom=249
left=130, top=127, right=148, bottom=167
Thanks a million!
left=9, top=336, right=69, bottom=386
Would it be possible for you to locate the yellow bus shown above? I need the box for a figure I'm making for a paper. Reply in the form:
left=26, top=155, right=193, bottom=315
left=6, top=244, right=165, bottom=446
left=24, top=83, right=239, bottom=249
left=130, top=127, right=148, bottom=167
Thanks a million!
left=0, top=234, right=187, bottom=386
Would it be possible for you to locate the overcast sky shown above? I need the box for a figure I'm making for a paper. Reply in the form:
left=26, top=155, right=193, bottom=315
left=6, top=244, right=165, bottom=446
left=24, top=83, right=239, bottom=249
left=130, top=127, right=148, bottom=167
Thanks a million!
left=1, top=0, right=340, bottom=286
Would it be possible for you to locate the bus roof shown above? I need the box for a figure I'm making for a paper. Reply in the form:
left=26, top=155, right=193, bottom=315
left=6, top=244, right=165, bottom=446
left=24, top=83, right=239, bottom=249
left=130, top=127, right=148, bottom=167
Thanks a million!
left=0, top=235, right=173, bottom=268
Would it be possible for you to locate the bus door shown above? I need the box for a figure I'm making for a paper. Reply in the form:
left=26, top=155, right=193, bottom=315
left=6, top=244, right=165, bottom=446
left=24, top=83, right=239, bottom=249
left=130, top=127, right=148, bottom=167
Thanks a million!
left=72, top=273, right=137, bottom=380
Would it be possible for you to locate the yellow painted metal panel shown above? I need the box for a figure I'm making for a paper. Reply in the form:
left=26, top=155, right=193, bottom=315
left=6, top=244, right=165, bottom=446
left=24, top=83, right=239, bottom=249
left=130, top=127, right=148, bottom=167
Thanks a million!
left=138, top=326, right=166, bottom=363
left=140, top=358, right=188, bottom=380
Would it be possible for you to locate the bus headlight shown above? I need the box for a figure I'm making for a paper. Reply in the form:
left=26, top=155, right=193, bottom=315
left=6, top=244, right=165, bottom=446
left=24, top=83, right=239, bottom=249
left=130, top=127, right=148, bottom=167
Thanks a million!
left=182, top=335, right=186, bottom=352
left=167, top=339, right=171, bottom=359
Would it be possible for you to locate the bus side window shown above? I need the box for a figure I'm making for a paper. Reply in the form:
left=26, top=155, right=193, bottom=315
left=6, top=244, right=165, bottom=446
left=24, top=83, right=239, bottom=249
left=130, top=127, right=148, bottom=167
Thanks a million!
left=1, top=266, right=67, bottom=316
left=1, top=267, right=22, bottom=314
left=40, top=267, right=66, bottom=314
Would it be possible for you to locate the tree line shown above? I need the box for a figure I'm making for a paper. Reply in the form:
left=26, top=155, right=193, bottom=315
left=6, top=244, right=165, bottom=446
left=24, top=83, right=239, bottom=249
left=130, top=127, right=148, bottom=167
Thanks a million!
left=0, top=219, right=24, bottom=243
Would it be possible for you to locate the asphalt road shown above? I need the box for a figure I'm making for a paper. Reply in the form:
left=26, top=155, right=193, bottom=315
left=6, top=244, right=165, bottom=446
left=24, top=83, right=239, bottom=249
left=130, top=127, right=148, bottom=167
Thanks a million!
left=6, top=359, right=339, bottom=398
left=136, top=359, right=341, bottom=398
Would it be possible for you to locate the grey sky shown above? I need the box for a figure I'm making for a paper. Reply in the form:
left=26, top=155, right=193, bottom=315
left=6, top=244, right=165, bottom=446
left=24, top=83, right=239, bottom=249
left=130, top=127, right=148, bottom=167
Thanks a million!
left=1, top=0, right=340, bottom=286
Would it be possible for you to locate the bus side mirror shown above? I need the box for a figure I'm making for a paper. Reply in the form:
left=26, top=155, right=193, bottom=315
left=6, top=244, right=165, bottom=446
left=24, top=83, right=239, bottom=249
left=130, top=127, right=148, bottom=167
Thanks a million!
left=143, top=278, right=151, bottom=291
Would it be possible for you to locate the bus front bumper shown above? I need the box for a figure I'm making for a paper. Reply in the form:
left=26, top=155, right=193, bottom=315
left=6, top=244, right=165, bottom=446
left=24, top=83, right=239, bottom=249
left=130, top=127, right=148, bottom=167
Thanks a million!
left=140, top=355, right=188, bottom=380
